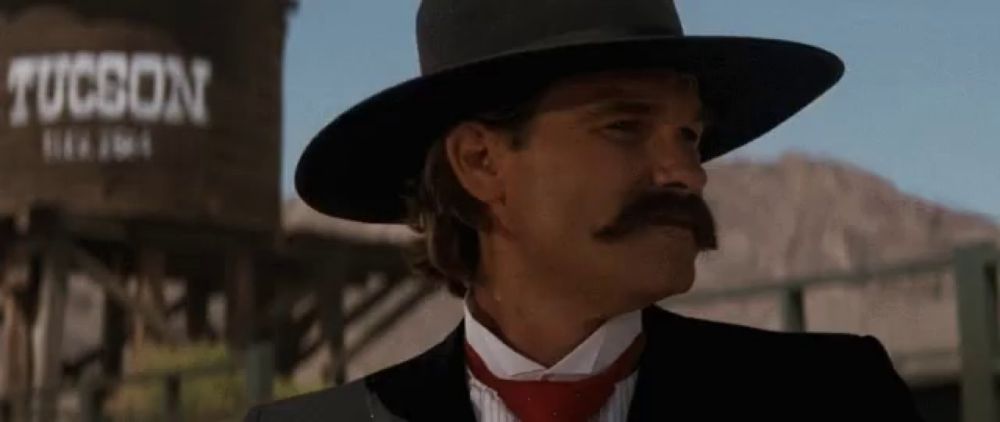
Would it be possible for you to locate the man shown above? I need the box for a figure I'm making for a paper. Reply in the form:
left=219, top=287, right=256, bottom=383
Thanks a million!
left=248, top=0, right=923, bottom=420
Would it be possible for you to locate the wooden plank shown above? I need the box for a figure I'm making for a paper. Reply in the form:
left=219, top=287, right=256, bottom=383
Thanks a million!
left=952, top=242, right=999, bottom=422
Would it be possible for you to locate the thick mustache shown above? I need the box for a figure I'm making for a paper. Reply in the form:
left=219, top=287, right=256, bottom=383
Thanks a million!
left=592, top=190, right=718, bottom=250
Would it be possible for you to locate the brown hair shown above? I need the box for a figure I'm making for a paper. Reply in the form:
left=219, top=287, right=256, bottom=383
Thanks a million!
left=405, top=94, right=539, bottom=296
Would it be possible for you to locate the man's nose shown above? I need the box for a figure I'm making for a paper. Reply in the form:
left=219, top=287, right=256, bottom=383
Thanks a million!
left=648, top=130, right=708, bottom=194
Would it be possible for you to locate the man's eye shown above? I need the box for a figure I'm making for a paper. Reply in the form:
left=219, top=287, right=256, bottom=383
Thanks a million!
left=602, top=120, right=649, bottom=144
left=605, top=120, right=644, bottom=133
left=680, top=127, right=701, bottom=144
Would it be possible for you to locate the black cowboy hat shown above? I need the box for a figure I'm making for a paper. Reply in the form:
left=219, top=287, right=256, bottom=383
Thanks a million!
left=296, top=0, right=844, bottom=223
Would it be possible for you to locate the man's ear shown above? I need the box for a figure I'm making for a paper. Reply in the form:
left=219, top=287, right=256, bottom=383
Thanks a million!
left=444, top=121, right=510, bottom=209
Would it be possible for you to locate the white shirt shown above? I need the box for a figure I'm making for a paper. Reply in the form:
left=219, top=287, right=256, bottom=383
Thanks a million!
left=464, top=304, right=643, bottom=422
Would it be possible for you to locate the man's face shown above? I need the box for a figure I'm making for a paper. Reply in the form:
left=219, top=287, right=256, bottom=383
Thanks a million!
left=494, top=69, right=716, bottom=312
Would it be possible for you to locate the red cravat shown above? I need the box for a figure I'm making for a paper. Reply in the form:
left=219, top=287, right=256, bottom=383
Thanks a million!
left=465, top=335, right=644, bottom=422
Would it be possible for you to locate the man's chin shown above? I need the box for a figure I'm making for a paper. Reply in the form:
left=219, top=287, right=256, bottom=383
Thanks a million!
left=620, top=275, right=695, bottom=309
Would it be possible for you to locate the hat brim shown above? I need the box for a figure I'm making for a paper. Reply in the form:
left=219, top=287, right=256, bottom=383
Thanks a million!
left=296, top=36, right=844, bottom=223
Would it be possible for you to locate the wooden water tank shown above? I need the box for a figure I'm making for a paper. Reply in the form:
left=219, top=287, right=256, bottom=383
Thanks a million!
left=0, top=0, right=289, bottom=231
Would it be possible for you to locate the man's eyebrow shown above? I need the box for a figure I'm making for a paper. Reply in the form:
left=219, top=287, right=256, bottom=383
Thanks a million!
left=584, top=99, right=658, bottom=118
left=584, top=99, right=714, bottom=125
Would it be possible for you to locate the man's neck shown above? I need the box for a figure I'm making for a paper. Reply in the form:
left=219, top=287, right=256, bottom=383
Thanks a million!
left=468, top=285, right=608, bottom=367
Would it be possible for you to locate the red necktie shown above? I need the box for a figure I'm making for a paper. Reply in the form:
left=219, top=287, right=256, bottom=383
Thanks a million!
left=465, top=335, right=644, bottom=422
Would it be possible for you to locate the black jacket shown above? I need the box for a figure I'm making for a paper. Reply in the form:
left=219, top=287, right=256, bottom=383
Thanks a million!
left=245, top=306, right=923, bottom=421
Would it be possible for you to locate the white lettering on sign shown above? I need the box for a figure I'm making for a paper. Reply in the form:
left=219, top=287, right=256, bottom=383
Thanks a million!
left=42, top=126, right=153, bottom=163
left=6, top=51, right=212, bottom=127
left=97, top=52, right=128, bottom=120
left=69, top=52, right=97, bottom=120
left=37, top=54, right=70, bottom=123
left=7, top=57, right=33, bottom=125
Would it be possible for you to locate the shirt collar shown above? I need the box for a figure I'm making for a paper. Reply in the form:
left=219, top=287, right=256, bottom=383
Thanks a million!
left=463, top=302, right=642, bottom=381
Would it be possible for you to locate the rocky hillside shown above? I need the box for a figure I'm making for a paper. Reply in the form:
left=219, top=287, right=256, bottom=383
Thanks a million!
left=699, top=153, right=997, bottom=284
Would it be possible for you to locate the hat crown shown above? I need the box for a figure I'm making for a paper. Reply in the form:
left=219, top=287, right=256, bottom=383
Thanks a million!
left=416, top=0, right=684, bottom=74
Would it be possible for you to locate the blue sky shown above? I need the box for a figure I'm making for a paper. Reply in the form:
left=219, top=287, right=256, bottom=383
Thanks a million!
left=282, top=0, right=1000, bottom=222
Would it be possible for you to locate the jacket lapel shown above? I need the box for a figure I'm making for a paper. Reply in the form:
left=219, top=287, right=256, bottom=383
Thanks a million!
left=364, top=321, right=477, bottom=422
left=425, top=322, right=478, bottom=421
left=627, top=306, right=697, bottom=422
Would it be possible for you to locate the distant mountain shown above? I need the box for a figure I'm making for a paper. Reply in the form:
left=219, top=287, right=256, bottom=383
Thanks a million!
left=698, top=153, right=998, bottom=285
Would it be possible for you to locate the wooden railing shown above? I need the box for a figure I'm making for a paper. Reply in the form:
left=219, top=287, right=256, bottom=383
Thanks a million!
left=665, top=242, right=999, bottom=422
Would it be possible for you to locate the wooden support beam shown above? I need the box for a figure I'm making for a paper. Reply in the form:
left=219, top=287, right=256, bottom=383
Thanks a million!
left=16, top=205, right=72, bottom=421
left=226, top=250, right=256, bottom=349
left=952, top=242, right=1000, bottom=422
left=290, top=303, right=318, bottom=339
left=69, top=242, right=175, bottom=342
left=185, top=276, right=211, bottom=341
left=295, top=335, right=325, bottom=366
left=317, top=274, right=346, bottom=385
left=100, top=252, right=127, bottom=381
left=780, top=288, right=806, bottom=332
left=102, top=293, right=126, bottom=379
left=244, top=342, right=275, bottom=406
left=134, top=248, right=168, bottom=347
left=30, top=241, right=70, bottom=422
left=162, top=374, right=182, bottom=422
left=0, top=242, right=32, bottom=421
left=77, top=369, right=103, bottom=422
left=267, top=287, right=315, bottom=376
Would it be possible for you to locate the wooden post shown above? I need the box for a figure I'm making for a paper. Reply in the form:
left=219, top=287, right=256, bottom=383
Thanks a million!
left=780, top=288, right=806, bottom=332
left=102, top=253, right=127, bottom=380
left=318, top=272, right=347, bottom=385
left=31, top=241, right=70, bottom=422
left=185, top=276, right=211, bottom=341
left=0, top=298, right=28, bottom=421
left=134, top=248, right=168, bottom=348
left=0, top=398, right=8, bottom=422
left=226, top=250, right=256, bottom=350
left=76, top=368, right=103, bottom=422
left=952, top=242, right=999, bottom=422
left=244, top=342, right=275, bottom=406
left=102, top=291, right=126, bottom=379
left=163, top=374, right=182, bottom=422
left=0, top=243, right=32, bottom=422
left=0, top=294, right=32, bottom=422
